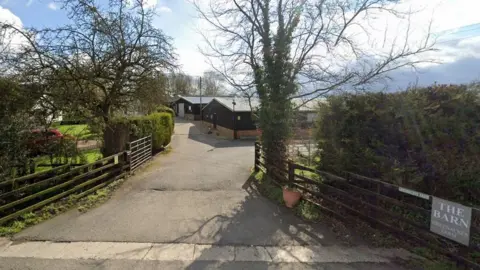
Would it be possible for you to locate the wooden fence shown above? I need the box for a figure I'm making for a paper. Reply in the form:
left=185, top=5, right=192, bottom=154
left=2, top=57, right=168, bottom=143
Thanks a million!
left=254, top=142, right=480, bottom=269
left=0, top=135, right=154, bottom=226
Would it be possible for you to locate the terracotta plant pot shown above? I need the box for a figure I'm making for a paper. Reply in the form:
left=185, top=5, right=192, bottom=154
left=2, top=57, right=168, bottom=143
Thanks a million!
left=283, top=188, right=301, bottom=208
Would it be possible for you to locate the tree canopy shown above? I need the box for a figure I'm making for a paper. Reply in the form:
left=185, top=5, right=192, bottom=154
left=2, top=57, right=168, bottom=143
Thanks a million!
left=4, top=0, right=176, bottom=124
left=196, top=0, right=434, bottom=163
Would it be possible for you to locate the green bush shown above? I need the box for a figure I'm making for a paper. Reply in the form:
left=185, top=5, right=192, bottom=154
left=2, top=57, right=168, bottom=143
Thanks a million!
left=315, top=84, right=480, bottom=205
left=122, top=112, right=173, bottom=151
left=156, top=105, right=175, bottom=121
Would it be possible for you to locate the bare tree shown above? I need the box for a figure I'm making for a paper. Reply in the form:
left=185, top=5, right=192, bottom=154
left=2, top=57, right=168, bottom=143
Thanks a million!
left=167, top=72, right=195, bottom=96
left=202, top=70, right=225, bottom=96
left=3, top=0, right=176, bottom=126
left=195, top=0, right=434, bottom=164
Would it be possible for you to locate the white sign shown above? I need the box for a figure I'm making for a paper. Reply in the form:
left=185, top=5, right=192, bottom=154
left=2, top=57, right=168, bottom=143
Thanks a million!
left=430, top=197, right=471, bottom=246
left=399, top=187, right=430, bottom=200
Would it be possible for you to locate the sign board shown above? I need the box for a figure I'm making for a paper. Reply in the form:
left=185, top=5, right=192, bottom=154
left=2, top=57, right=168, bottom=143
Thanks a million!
left=430, top=197, right=472, bottom=246
left=114, top=155, right=119, bottom=165
left=399, top=187, right=430, bottom=200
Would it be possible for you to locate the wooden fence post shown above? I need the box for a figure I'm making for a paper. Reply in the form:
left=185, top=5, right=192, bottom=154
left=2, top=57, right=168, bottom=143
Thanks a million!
left=125, top=142, right=131, bottom=172
left=288, top=160, right=295, bottom=182
left=28, top=159, right=35, bottom=175
left=254, top=142, right=259, bottom=172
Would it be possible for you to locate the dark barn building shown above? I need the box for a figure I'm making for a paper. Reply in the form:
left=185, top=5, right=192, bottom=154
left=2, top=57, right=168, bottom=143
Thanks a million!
left=173, top=96, right=215, bottom=120
left=202, top=97, right=259, bottom=139
left=202, top=97, right=323, bottom=139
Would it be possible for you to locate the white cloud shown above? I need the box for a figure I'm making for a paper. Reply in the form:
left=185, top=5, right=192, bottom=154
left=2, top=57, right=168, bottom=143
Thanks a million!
left=47, top=2, right=57, bottom=10
left=0, top=6, right=28, bottom=54
left=191, top=0, right=480, bottom=84
left=0, top=5, right=22, bottom=26
left=26, top=0, right=34, bottom=6
left=158, top=6, right=172, bottom=13
left=176, top=47, right=208, bottom=76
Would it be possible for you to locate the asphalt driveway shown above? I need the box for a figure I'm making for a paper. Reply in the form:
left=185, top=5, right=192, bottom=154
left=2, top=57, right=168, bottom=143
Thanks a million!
left=14, top=119, right=340, bottom=246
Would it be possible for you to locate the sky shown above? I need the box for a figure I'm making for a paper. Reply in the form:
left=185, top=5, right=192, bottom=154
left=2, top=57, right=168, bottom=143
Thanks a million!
left=1, top=0, right=480, bottom=90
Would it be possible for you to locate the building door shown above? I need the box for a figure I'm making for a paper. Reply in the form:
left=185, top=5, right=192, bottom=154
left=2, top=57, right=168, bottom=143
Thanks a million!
left=213, top=113, right=217, bottom=129
left=178, top=103, right=185, bottom=117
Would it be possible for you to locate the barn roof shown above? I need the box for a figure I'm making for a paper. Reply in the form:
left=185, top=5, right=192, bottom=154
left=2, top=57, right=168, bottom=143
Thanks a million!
left=177, top=96, right=216, bottom=104
left=213, top=97, right=260, bottom=112
left=204, top=97, right=324, bottom=112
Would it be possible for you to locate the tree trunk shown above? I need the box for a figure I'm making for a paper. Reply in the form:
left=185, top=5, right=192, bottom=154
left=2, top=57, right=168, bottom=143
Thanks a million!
left=102, top=122, right=130, bottom=157
left=260, top=96, right=292, bottom=178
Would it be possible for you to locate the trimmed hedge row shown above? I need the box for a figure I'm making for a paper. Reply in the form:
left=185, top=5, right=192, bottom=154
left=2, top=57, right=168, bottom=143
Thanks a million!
left=315, top=84, right=480, bottom=205
left=156, top=105, right=175, bottom=118
left=105, top=112, right=174, bottom=156
left=129, top=112, right=173, bottom=150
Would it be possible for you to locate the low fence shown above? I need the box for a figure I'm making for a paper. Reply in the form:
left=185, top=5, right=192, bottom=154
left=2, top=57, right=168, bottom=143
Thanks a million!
left=254, top=142, right=480, bottom=269
left=0, top=135, right=154, bottom=226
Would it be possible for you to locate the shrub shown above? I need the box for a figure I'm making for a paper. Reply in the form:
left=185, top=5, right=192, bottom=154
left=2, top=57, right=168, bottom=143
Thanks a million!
left=315, top=84, right=480, bottom=205
left=156, top=105, right=175, bottom=117
left=124, top=112, right=173, bottom=151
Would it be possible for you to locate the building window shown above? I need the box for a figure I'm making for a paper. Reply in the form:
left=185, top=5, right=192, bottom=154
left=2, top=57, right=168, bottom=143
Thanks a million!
left=189, top=106, right=192, bottom=111
left=237, top=116, right=241, bottom=120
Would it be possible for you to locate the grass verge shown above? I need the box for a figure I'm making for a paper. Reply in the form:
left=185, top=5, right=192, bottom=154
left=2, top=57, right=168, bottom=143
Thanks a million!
left=0, top=176, right=127, bottom=237
left=54, top=124, right=99, bottom=140
left=34, top=148, right=103, bottom=172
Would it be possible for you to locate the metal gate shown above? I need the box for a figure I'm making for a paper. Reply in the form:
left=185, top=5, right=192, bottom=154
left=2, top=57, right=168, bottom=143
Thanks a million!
left=127, top=135, right=152, bottom=172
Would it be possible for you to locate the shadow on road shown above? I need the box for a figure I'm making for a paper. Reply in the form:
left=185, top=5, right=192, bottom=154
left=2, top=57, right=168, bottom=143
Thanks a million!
left=182, top=176, right=346, bottom=270
left=185, top=124, right=254, bottom=149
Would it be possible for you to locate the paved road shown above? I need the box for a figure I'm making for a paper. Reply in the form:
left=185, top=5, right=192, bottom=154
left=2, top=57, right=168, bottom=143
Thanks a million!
left=3, top=119, right=414, bottom=269
left=14, top=119, right=341, bottom=246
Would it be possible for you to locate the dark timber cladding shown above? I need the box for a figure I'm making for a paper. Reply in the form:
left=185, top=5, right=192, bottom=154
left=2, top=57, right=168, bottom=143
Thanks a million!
left=202, top=98, right=257, bottom=131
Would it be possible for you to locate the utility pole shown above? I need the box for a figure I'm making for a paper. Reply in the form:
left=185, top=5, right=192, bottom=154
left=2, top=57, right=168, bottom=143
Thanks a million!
left=199, top=77, right=203, bottom=120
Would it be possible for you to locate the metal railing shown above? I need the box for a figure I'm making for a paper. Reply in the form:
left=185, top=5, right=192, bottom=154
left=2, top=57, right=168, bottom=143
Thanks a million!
left=127, top=135, right=152, bottom=172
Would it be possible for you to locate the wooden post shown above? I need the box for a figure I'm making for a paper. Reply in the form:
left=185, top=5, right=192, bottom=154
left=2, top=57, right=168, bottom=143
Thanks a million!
left=288, top=160, right=295, bottom=183
left=126, top=142, right=132, bottom=172
left=254, top=142, right=259, bottom=172
left=28, top=159, right=35, bottom=174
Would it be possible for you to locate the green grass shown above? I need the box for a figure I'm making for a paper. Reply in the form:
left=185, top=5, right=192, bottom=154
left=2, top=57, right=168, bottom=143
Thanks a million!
left=54, top=124, right=99, bottom=140
left=34, top=149, right=103, bottom=172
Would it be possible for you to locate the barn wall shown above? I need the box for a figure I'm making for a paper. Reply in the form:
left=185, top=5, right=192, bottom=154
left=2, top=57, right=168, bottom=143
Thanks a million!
left=202, top=99, right=235, bottom=129
left=234, top=112, right=257, bottom=131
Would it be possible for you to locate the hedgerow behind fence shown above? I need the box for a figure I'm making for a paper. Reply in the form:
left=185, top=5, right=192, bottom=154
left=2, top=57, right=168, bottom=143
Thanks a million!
left=315, top=84, right=480, bottom=205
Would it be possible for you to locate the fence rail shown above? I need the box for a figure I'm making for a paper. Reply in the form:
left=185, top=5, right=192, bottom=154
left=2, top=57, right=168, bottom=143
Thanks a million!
left=254, top=142, right=480, bottom=269
left=0, top=135, right=155, bottom=227
left=0, top=153, right=127, bottom=225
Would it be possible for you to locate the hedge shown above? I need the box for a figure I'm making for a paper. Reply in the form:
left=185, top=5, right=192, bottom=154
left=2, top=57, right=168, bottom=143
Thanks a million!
left=315, top=84, right=480, bottom=205
left=156, top=105, right=175, bottom=117
left=129, top=112, right=173, bottom=150
left=108, top=112, right=173, bottom=153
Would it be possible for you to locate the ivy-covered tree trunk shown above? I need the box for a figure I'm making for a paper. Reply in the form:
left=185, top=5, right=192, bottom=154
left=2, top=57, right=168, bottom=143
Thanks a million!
left=259, top=95, right=293, bottom=170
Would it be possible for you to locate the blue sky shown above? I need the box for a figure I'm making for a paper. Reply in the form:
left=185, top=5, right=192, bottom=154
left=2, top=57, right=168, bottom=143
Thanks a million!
left=1, top=0, right=480, bottom=89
